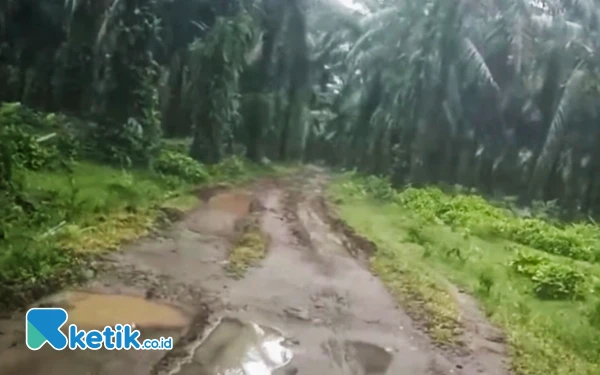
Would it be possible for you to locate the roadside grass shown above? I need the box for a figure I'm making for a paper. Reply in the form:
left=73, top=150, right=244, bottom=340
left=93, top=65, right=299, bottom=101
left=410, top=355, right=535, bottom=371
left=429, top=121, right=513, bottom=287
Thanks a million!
left=0, top=155, right=283, bottom=310
left=328, top=174, right=600, bottom=375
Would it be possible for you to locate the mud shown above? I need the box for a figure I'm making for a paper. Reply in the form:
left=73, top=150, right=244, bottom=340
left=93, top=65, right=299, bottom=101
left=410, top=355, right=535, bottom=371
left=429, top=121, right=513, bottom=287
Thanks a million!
left=0, top=167, right=511, bottom=375
left=175, top=317, right=293, bottom=375
left=42, top=291, right=190, bottom=330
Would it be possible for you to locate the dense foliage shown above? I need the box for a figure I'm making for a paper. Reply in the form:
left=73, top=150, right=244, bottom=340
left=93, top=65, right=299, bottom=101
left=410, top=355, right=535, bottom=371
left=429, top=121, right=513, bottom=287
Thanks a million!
left=302, top=0, right=600, bottom=220
left=0, top=102, right=262, bottom=309
left=4, top=0, right=600, bottom=216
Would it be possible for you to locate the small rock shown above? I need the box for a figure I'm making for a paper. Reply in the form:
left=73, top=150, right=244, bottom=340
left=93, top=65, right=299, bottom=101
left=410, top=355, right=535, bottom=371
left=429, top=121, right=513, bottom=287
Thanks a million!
left=456, top=364, right=463, bottom=369
left=312, top=318, right=323, bottom=325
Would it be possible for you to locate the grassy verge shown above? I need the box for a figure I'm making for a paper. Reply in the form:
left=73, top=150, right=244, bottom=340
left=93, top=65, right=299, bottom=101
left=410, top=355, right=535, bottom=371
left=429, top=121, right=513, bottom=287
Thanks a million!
left=0, top=154, right=283, bottom=310
left=328, top=173, right=600, bottom=375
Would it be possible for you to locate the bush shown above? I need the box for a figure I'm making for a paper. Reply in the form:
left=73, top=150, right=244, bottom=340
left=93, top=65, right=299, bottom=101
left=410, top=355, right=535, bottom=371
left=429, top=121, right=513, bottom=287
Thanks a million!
left=211, top=155, right=246, bottom=179
left=386, top=180, right=599, bottom=262
left=155, top=150, right=209, bottom=183
left=338, top=175, right=396, bottom=201
left=0, top=102, right=46, bottom=130
left=0, top=103, right=79, bottom=173
left=496, top=219, right=595, bottom=261
left=363, top=175, right=395, bottom=200
left=0, top=126, right=52, bottom=170
left=510, top=251, right=550, bottom=277
left=532, top=263, right=587, bottom=300
left=0, top=241, right=82, bottom=309
left=511, top=251, right=588, bottom=300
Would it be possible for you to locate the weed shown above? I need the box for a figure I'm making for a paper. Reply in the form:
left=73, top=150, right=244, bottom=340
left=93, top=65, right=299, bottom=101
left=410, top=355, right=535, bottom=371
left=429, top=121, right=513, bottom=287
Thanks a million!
left=406, top=226, right=428, bottom=246
left=510, top=251, right=588, bottom=300
left=478, top=271, right=495, bottom=296
left=155, top=150, right=210, bottom=183
left=212, top=155, right=246, bottom=180
left=531, top=263, right=587, bottom=300
left=226, top=220, right=268, bottom=278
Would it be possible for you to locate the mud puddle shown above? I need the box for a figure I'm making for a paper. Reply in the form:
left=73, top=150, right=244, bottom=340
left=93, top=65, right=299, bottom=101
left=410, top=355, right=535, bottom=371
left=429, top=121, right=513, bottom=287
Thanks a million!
left=186, top=191, right=253, bottom=235
left=341, top=341, right=394, bottom=375
left=208, top=192, right=253, bottom=216
left=41, top=291, right=189, bottom=330
left=175, top=317, right=293, bottom=375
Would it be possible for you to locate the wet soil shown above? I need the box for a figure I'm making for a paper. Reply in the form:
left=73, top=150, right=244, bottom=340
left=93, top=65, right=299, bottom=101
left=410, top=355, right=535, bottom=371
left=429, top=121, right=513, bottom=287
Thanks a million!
left=0, top=167, right=511, bottom=375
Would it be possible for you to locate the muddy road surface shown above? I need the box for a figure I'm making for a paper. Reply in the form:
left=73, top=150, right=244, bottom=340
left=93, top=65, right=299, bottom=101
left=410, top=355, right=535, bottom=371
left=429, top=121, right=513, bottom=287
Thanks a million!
left=0, top=168, right=511, bottom=375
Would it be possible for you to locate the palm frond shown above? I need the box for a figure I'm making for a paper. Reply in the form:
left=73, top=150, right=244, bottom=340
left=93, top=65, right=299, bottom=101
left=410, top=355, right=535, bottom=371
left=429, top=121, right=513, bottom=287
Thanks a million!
left=530, top=65, right=585, bottom=192
left=461, top=38, right=501, bottom=92
left=359, top=7, right=398, bottom=31
left=96, top=0, right=122, bottom=50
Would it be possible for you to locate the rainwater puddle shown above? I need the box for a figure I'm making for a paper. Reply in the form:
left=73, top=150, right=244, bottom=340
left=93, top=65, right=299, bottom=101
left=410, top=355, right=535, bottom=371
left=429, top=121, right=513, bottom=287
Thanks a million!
left=51, top=292, right=189, bottom=330
left=344, top=341, right=393, bottom=375
left=178, top=317, right=293, bottom=375
left=187, top=192, right=254, bottom=234
left=208, top=192, right=253, bottom=217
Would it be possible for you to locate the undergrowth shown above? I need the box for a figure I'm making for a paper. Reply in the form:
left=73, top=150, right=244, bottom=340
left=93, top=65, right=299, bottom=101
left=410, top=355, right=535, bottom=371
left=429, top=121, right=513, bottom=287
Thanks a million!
left=0, top=103, right=275, bottom=310
left=330, top=172, right=600, bottom=375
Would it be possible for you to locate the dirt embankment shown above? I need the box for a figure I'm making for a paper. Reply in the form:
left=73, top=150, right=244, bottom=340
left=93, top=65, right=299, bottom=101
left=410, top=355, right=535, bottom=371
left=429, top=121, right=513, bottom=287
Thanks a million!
left=0, top=168, right=511, bottom=375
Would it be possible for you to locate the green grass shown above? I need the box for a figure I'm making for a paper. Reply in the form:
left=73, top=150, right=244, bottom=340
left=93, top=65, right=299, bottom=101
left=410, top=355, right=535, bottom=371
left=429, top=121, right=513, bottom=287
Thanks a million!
left=0, top=155, right=283, bottom=310
left=329, top=174, right=600, bottom=375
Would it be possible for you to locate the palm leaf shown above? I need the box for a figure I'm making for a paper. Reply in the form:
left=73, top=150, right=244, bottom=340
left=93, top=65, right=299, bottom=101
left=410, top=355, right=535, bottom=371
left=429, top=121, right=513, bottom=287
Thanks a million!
left=462, top=38, right=501, bottom=92
left=530, top=65, right=585, bottom=193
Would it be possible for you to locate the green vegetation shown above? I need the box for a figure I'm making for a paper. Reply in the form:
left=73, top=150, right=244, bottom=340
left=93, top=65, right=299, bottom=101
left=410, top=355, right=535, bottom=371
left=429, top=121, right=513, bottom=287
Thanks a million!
left=330, top=173, right=600, bottom=375
left=4, top=1, right=600, bottom=373
left=0, top=103, right=277, bottom=310
left=226, top=219, right=269, bottom=278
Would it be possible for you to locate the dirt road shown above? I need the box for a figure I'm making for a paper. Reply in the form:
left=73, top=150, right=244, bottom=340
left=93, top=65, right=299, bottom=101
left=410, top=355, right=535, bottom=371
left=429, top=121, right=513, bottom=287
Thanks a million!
left=0, top=168, right=510, bottom=375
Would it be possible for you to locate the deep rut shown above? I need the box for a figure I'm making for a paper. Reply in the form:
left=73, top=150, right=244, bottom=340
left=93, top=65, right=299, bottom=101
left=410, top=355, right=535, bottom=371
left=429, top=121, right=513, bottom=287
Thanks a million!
left=0, top=168, right=511, bottom=375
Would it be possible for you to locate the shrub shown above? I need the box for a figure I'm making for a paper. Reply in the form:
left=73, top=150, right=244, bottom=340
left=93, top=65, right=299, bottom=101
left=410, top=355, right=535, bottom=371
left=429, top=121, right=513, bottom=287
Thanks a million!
left=0, top=126, right=52, bottom=170
left=363, top=175, right=395, bottom=201
left=511, top=251, right=588, bottom=300
left=0, top=104, right=79, bottom=172
left=0, top=102, right=46, bottom=130
left=212, top=155, right=246, bottom=179
left=499, top=219, right=595, bottom=261
left=510, top=251, right=550, bottom=278
left=0, top=241, right=82, bottom=309
left=531, top=263, right=587, bottom=300
left=155, top=150, right=209, bottom=183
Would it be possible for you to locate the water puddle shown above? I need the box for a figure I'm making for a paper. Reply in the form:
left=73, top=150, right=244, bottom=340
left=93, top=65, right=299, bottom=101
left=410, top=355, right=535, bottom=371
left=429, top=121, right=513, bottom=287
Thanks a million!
left=208, top=192, right=253, bottom=217
left=48, top=292, right=189, bottom=330
left=344, top=341, right=393, bottom=375
left=178, top=317, right=293, bottom=375
left=187, top=192, right=254, bottom=234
